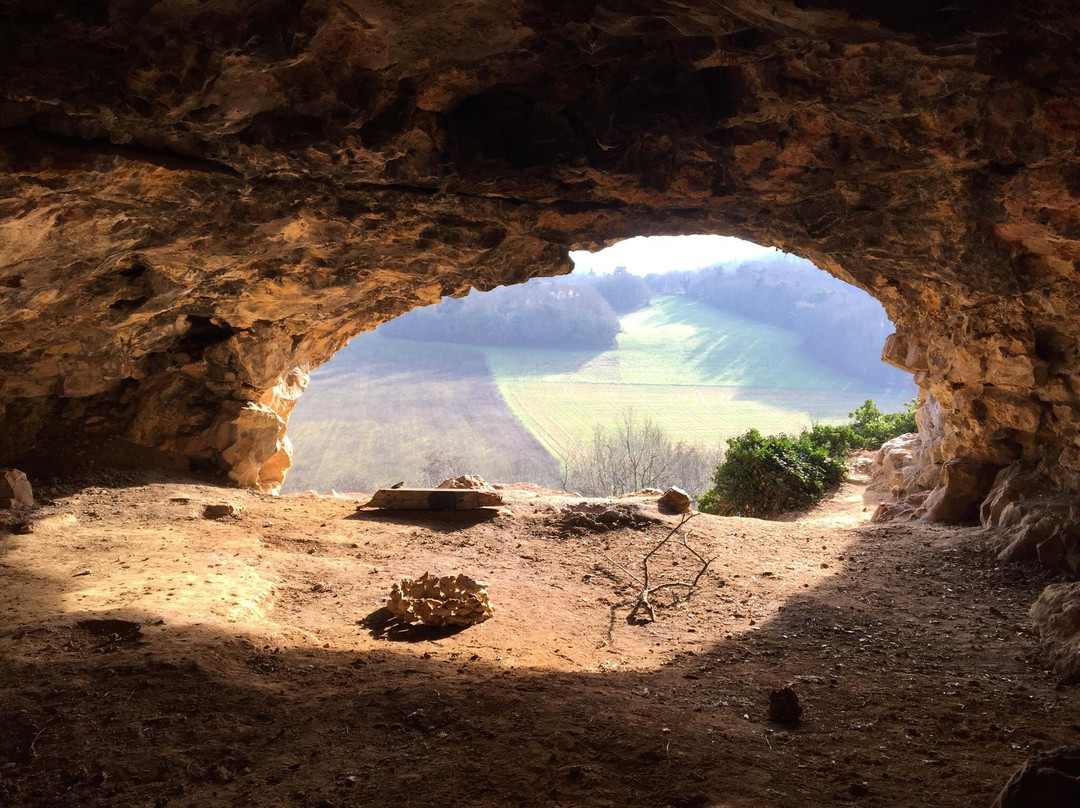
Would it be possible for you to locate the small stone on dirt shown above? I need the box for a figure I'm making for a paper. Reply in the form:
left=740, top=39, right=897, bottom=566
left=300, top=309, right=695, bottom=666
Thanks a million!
left=768, top=685, right=803, bottom=725
left=658, top=486, right=693, bottom=514
left=203, top=503, right=239, bottom=519
left=0, top=469, right=33, bottom=509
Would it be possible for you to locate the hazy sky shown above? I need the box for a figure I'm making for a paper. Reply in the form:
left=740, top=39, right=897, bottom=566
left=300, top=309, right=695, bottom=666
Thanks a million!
left=570, top=235, right=781, bottom=276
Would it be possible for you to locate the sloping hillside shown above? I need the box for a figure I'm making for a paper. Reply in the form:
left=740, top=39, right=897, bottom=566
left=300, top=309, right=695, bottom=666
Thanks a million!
left=285, top=338, right=560, bottom=493
left=489, top=297, right=913, bottom=458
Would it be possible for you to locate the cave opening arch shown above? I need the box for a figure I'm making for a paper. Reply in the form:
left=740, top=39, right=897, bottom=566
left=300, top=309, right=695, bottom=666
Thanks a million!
left=282, top=233, right=920, bottom=498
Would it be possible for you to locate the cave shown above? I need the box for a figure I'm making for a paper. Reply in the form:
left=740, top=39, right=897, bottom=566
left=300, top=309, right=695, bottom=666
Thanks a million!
left=4, top=1, right=1079, bottom=545
left=0, top=3, right=1075, bottom=505
left=3, top=2, right=1080, bottom=803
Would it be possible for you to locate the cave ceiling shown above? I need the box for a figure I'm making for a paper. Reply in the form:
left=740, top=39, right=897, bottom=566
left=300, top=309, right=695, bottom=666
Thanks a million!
left=0, top=0, right=1078, bottom=507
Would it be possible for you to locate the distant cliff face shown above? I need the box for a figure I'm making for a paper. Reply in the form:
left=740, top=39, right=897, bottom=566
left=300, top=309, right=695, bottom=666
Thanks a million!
left=1, top=2, right=1078, bottom=513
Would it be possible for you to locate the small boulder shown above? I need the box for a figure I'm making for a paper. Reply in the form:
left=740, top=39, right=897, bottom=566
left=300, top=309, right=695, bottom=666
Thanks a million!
left=996, top=518, right=1059, bottom=564
left=991, top=746, right=1080, bottom=808
left=436, top=475, right=503, bottom=506
left=1030, top=582, right=1080, bottom=681
left=980, top=463, right=1044, bottom=527
left=438, top=475, right=492, bottom=491
left=0, top=469, right=33, bottom=509
left=658, top=486, right=693, bottom=514
left=767, top=685, right=803, bottom=725
left=203, top=503, right=240, bottom=519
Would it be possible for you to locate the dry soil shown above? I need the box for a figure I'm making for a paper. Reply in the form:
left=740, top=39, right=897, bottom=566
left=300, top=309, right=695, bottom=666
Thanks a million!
left=0, top=468, right=1075, bottom=807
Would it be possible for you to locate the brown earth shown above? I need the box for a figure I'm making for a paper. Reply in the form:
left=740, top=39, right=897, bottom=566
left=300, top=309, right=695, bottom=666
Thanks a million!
left=1, top=468, right=1074, bottom=807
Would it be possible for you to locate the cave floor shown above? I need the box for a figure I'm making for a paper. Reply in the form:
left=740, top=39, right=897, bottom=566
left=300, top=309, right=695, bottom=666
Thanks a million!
left=0, top=472, right=1074, bottom=807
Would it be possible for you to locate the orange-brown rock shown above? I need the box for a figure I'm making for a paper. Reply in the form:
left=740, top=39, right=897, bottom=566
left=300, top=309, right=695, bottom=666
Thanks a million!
left=1031, top=584, right=1080, bottom=681
left=0, top=1, right=1079, bottom=509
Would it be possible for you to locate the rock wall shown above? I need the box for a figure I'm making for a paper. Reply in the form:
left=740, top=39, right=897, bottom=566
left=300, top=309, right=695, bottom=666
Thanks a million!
left=1, top=0, right=1078, bottom=498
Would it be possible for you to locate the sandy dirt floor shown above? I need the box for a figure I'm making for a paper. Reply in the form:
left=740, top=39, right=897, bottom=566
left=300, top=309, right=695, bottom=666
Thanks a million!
left=0, top=467, right=1076, bottom=807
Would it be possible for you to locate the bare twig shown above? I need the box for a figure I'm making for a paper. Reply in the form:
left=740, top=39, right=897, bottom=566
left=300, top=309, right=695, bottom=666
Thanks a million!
left=29, top=716, right=56, bottom=759
left=601, top=553, right=644, bottom=586
left=600, top=512, right=717, bottom=622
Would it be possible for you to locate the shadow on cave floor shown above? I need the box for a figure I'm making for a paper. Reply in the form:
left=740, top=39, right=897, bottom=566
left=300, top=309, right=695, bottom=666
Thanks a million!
left=345, top=506, right=501, bottom=532
left=359, top=606, right=470, bottom=642
left=8, top=430, right=252, bottom=498
left=0, top=482, right=1076, bottom=808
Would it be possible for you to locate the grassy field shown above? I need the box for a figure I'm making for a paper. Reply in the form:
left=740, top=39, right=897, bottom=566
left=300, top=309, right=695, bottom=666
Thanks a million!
left=283, top=337, right=560, bottom=493
left=488, top=297, right=914, bottom=458
left=485, top=297, right=861, bottom=389
left=284, top=296, right=915, bottom=492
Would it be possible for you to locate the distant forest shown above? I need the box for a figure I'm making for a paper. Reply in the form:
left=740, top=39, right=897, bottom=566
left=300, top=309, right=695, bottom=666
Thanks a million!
left=381, top=254, right=911, bottom=391
left=380, top=282, right=621, bottom=349
left=643, top=255, right=906, bottom=388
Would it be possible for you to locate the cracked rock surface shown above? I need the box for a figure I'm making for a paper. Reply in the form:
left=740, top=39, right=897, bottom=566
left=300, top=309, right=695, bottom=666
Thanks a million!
left=1, top=1, right=1078, bottom=505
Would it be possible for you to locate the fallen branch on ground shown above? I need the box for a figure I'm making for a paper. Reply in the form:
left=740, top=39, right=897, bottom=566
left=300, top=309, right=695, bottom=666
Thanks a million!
left=602, top=512, right=716, bottom=622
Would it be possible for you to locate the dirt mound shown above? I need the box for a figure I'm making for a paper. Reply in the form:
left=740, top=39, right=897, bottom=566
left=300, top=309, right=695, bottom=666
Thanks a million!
left=549, top=502, right=659, bottom=533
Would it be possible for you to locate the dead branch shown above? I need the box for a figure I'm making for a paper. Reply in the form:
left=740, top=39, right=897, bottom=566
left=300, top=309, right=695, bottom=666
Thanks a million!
left=600, top=512, right=717, bottom=622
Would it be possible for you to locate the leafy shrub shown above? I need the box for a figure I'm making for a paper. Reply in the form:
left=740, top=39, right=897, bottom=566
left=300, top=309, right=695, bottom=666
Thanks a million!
left=801, top=423, right=857, bottom=456
left=846, top=398, right=917, bottom=449
left=700, top=399, right=918, bottom=517
left=700, top=429, right=846, bottom=518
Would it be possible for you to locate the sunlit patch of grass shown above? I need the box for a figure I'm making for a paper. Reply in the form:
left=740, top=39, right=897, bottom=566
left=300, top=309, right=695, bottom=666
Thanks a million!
left=487, top=296, right=913, bottom=458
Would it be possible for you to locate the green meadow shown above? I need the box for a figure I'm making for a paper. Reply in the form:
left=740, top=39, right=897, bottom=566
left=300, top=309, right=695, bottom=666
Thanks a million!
left=487, top=297, right=912, bottom=457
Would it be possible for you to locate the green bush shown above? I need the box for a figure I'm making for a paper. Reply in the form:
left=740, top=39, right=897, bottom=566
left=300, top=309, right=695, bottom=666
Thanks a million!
left=700, top=429, right=846, bottom=518
left=700, top=398, right=918, bottom=517
left=846, top=398, right=917, bottom=449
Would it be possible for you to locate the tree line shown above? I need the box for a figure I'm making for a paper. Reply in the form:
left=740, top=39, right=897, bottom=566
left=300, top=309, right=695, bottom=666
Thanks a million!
left=379, top=281, right=621, bottom=349
left=641, top=254, right=909, bottom=390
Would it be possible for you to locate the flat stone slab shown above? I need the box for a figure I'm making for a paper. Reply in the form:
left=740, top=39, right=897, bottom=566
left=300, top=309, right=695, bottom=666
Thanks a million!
left=362, top=487, right=503, bottom=510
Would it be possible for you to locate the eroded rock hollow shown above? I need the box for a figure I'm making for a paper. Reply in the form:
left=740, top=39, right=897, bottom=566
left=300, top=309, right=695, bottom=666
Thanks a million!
left=1, top=2, right=1078, bottom=533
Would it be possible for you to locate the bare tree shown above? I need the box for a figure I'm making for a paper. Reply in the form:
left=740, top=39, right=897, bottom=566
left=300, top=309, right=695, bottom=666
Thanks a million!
left=419, top=447, right=466, bottom=486
left=564, top=408, right=721, bottom=497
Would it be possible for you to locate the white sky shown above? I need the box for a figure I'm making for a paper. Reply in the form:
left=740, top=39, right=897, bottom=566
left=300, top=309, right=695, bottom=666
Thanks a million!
left=570, top=235, right=781, bottom=276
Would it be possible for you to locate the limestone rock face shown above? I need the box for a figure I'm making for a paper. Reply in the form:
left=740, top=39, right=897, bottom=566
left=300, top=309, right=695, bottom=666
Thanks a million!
left=1, top=1, right=1079, bottom=500
left=921, top=458, right=1001, bottom=523
left=871, top=433, right=937, bottom=498
left=983, top=463, right=1080, bottom=573
left=1031, top=584, right=1080, bottom=681
left=0, top=469, right=33, bottom=509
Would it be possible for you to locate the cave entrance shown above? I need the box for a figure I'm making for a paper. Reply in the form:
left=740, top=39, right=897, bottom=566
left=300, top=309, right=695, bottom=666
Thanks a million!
left=282, top=236, right=916, bottom=496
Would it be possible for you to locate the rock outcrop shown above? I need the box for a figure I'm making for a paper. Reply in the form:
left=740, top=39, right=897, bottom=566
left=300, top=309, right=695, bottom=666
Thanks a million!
left=0, top=469, right=33, bottom=509
left=1031, top=583, right=1080, bottom=681
left=1, top=1, right=1079, bottom=503
left=992, top=746, right=1080, bottom=808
